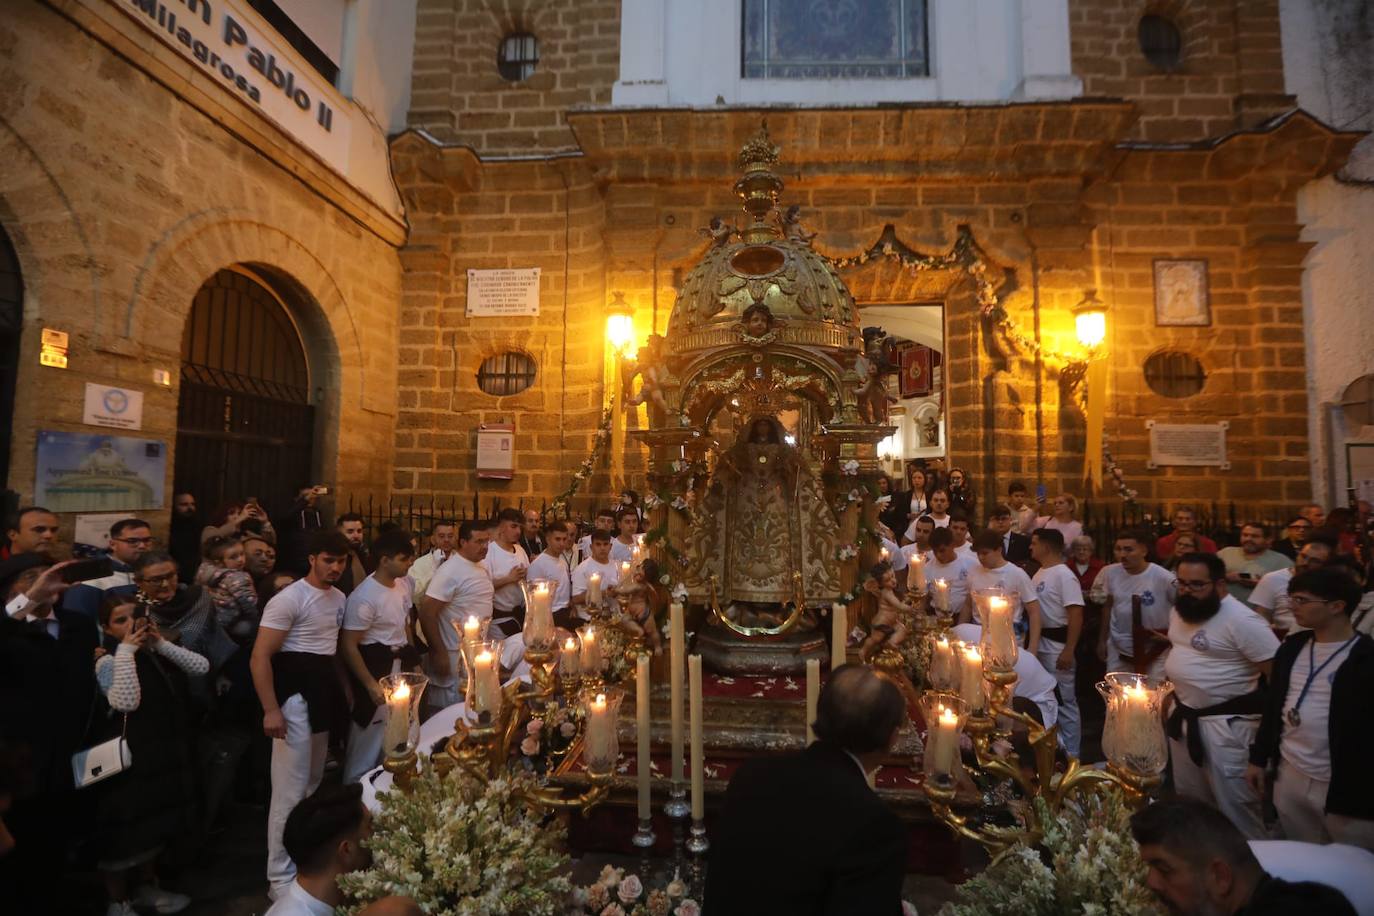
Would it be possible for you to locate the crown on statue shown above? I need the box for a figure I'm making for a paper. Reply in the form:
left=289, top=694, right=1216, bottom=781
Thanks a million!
left=737, top=126, right=781, bottom=173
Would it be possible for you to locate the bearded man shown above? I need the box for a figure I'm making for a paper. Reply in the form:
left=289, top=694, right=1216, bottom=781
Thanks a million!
left=1164, top=552, right=1279, bottom=839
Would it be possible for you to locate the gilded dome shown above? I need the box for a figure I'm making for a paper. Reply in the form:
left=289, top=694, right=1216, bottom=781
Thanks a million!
left=665, top=130, right=861, bottom=357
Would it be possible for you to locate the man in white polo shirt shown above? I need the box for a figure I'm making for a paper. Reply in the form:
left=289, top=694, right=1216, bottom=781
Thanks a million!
left=1094, top=529, right=1176, bottom=679
left=339, top=530, right=418, bottom=784
left=484, top=508, right=529, bottom=638
left=965, top=530, right=1042, bottom=652
left=419, top=520, right=494, bottom=711
left=1165, top=552, right=1279, bottom=840
left=527, top=520, right=574, bottom=630
left=952, top=622, right=1059, bottom=730
left=406, top=519, right=455, bottom=605
left=1029, top=528, right=1085, bottom=756
left=250, top=529, right=351, bottom=899
left=610, top=507, right=640, bottom=565
left=575, top=508, right=618, bottom=564
left=572, top=530, right=621, bottom=621
left=925, top=527, right=978, bottom=619
left=1249, top=534, right=1335, bottom=635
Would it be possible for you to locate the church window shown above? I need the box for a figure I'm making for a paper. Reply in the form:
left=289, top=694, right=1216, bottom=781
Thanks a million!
left=477, top=351, right=537, bottom=396
left=497, top=33, right=540, bottom=82
left=1143, top=350, right=1206, bottom=399
left=742, top=0, right=929, bottom=79
left=1340, top=375, right=1374, bottom=428
left=1138, top=14, right=1183, bottom=72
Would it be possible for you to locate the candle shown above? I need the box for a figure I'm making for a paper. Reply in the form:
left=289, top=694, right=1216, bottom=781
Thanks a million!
left=689, top=653, right=704, bottom=820
left=959, top=645, right=985, bottom=713
left=670, top=602, right=685, bottom=783
left=587, top=572, right=602, bottom=607
left=585, top=692, right=618, bottom=773
left=933, top=578, right=949, bottom=613
left=983, top=596, right=1016, bottom=669
left=472, top=649, right=501, bottom=716
left=931, top=635, right=954, bottom=690
left=1119, top=683, right=1154, bottom=765
left=805, top=658, right=820, bottom=745
left=579, top=625, right=602, bottom=675
left=636, top=654, right=651, bottom=819
left=879, top=546, right=890, bottom=563
left=930, top=704, right=960, bottom=778
left=463, top=614, right=481, bottom=643
left=908, top=552, right=927, bottom=591
left=620, top=560, right=632, bottom=582
left=560, top=635, right=581, bottom=679
left=831, top=602, right=847, bottom=670
left=382, top=679, right=412, bottom=756
left=525, top=580, right=554, bottom=648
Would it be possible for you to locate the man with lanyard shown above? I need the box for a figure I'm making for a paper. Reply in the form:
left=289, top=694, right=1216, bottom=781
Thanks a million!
left=483, top=509, right=529, bottom=639
left=527, top=520, right=574, bottom=630
left=518, top=509, right=546, bottom=560
left=250, top=530, right=351, bottom=900
left=418, top=521, right=494, bottom=712
left=1094, top=529, right=1176, bottom=679
left=406, top=520, right=455, bottom=606
left=1247, top=567, right=1374, bottom=849
left=1030, top=528, right=1085, bottom=757
left=339, top=530, right=419, bottom=784
left=610, top=507, right=640, bottom=565
left=1164, top=552, right=1278, bottom=840
left=572, top=530, right=621, bottom=622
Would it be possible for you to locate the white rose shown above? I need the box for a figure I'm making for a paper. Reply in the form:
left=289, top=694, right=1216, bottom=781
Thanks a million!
left=616, top=874, right=643, bottom=904
left=665, top=878, right=686, bottom=899
left=674, top=899, right=701, bottom=916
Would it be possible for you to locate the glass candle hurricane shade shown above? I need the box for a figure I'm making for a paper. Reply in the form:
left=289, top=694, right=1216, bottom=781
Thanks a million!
left=379, top=672, right=429, bottom=759
left=521, top=578, right=557, bottom=652
left=464, top=639, right=504, bottom=720
left=919, top=692, right=968, bottom=785
left=582, top=687, right=625, bottom=777
left=1098, top=672, right=1173, bottom=779
left=972, top=587, right=1018, bottom=671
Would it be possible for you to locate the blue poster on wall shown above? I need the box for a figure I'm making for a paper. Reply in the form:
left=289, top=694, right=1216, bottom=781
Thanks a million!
left=35, top=431, right=166, bottom=512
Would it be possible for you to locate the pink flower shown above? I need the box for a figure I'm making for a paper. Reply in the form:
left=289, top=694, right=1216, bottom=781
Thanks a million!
left=586, top=883, right=610, bottom=911
left=600, top=905, right=626, bottom=916
left=674, top=900, right=701, bottom=916
left=527, top=718, right=544, bottom=735
left=560, top=721, right=577, bottom=738
left=519, top=735, right=540, bottom=756
left=665, top=877, right=686, bottom=899
left=617, top=874, right=643, bottom=904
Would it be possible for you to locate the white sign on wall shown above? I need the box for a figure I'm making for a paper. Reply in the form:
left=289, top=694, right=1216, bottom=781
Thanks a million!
left=83, top=383, right=145, bottom=430
left=466, top=269, right=541, bottom=317
left=476, top=424, right=515, bottom=480
left=1147, top=420, right=1230, bottom=470
left=74, top=513, right=137, bottom=550
left=112, top=0, right=351, bottom=175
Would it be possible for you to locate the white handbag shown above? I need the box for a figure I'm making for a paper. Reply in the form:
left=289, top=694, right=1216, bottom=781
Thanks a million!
left=72, top=716, right=131, bottom=789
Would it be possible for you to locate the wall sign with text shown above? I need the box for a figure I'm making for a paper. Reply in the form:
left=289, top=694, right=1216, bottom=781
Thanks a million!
left=1147, top=420, right=1230, bottom=470
left=83, top=383, right=145, bottom=430
left=466, top=269, right=541, bottom=317
left=476, top=423, right=515, bottom=480
left=112, top=0, right=351, bottom=175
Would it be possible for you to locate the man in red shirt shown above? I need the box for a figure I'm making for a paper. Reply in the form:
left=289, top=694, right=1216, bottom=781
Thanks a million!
left=1155, top=506, right=1218, bottom=562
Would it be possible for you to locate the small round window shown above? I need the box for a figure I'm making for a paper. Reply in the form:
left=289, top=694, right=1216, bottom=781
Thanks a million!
left=477, top=352, right=537, bottom=396
left=1138, top=15, right=1183, bottom=71
left=1143, top=350, right=1206, bottom=399
left=498, top=33, right=539, bottom=81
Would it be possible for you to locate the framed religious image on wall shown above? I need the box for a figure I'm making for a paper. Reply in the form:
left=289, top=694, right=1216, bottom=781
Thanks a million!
left=1153, top=259, right=1211, bottom=327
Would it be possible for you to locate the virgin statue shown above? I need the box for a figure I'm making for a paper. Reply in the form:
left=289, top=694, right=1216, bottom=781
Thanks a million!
left=685, top=417, right=841, bottom=625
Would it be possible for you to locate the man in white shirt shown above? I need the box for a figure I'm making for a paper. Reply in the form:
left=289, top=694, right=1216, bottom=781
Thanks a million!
left=405, top=520, right=456, bottom=605
left=483, top=508, right=529, bottom=638
left=1007, top=481, right=1037, bottom=536
left=952, top=622, right=1059, bottom=729
left=1165, top=553, right=1279, bottom=840
left=250, top=530, right=351, bottom=898
left=339, top=531, right=418, bottom=784
left=925, top=527, right=978, bottom=619
left=610, top=507, right=640, bottom=565
left=419, top=520, right=495, bottom=711
left=269, top=783, right=372, bottom=915
left=1094, top=529, right=1176, bottom=679
left=527, top=520, right=575, bottom=629
left=900, top=514, right=935, bottom=553
left=1249, top=534, right=1335, bottom=635
left=572, top=530, right=621, bottom=621
left=1029, top=528, right=1084, bottom=756
left=965, top=530, right=1042, bottom=651
left=1218, top=522, right=1292, bottom=608
left=949, top=512, right=975, bottom=560
left=576, top=508, right=618, bottom=564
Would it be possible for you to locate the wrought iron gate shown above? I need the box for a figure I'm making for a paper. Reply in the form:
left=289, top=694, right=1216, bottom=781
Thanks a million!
left=174, top=269, right=315, bottom=515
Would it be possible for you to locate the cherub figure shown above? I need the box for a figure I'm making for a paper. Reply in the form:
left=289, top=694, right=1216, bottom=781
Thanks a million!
left=855, top=333, right=894, bottom=424
left=699, top=216, right=734, bottom=248
left=738, top=303, right=781, bottom=345
left=623, top=333, right=673, bottom=422
left=781, top=205, right=817, bottom=246
left=612, top=566, right=663, bottom=655
left=860, top=561, right=910, bottom=662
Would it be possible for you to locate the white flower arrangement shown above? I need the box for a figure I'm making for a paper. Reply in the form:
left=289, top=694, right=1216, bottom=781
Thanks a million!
left=671, top=582, right=688, bottom=602
left=938, top=790, right=1162, bottom=916
left=670, top=496, right=688, bottom=511
left=837, top=543, right=857, bottom=561
left=339, top=763, right=571, bottom=915
left=846, top=488, right=862, bottom=503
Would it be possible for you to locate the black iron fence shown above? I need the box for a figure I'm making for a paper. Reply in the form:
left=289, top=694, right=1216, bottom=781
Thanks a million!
left=343, top=493, right=615, bottom=542
left=1078, top=499, right=1296, bottom=558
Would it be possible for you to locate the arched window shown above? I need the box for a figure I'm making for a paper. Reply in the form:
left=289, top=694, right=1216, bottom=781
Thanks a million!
left=175, top=268, right=315, bottom=514
left=476, top=351, right=537, bottom=396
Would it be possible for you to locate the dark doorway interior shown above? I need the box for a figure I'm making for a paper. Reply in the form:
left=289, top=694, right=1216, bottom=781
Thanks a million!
left=174, top=268, right=315, bottom=517
left=0, top=228, right=21, bottom=491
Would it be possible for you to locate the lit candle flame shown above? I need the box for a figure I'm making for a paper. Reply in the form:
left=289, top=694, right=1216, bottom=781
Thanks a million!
left=392, top=680, right=410, bottom=701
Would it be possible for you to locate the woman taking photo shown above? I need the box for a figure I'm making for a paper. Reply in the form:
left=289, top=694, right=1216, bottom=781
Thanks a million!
left=947, top=467, right=977, bottom=518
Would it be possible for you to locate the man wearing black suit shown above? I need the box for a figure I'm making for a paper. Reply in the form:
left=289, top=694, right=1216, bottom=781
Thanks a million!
left=706, top=664, right=909, bottom=915
left=989, top=504, right=1037, bottom=574
left=0, top=554, right=99, bottom=910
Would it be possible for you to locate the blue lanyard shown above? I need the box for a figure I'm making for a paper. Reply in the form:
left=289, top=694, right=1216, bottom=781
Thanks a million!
left=1292, top=635, right=1358, bottom=716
